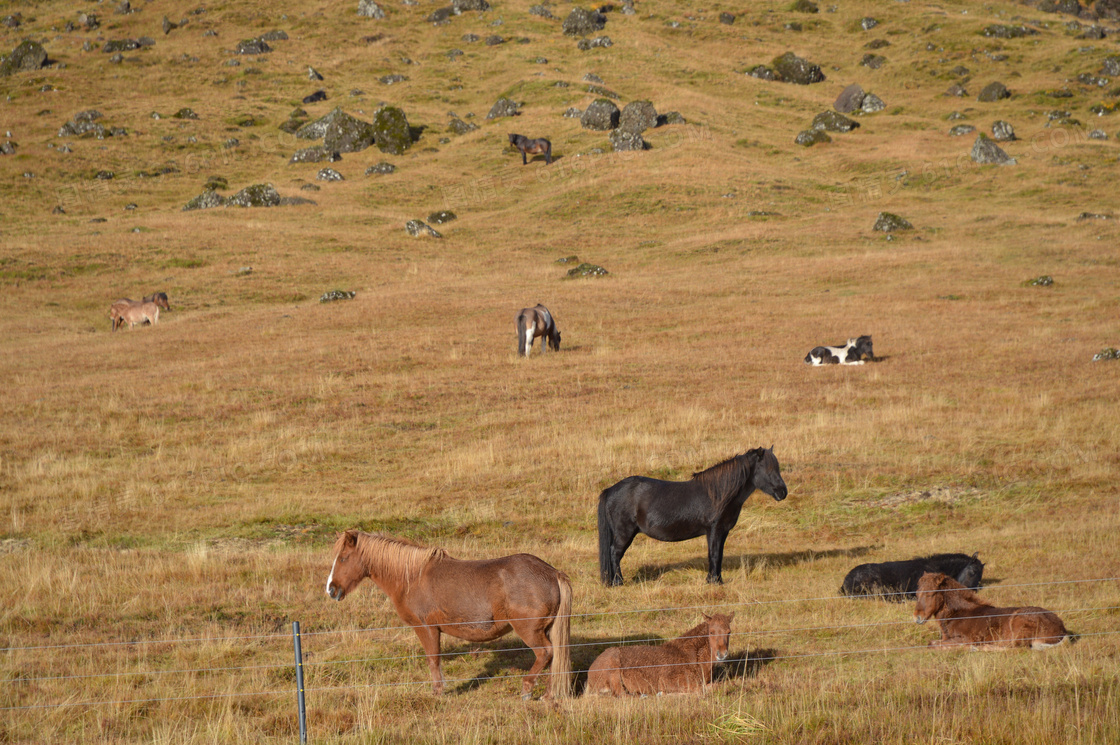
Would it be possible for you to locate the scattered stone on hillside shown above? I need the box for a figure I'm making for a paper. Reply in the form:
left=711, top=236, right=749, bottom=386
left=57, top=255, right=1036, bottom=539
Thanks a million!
left=227, top=184, right=282, bottom=207
left=949, top=124, right=976, bottom=136
left=1101, top=56, right=1120, bottom=76
left=365, top=162, right=396, bottom=175
left=102, top=39, right=141, bottom=53
left=453, top=0, right=491, bottom=11
left=1045, top=109, right=1080, bottom=126
left=1089, top=101, right=1120, bottom=116
left=95, top=170, right=114, bottom=180
left=971, top=133, right=1016, bottom=165
left=406, top=219, right=441, bottom=237
left=485, top=35, right=505, bottom=46
left=946, top=83, right=968, bottom=97
left=658, top=111, right=686, bottom=125
left=873, top=212, right=913, bottom=232
left=290, top=147, right=340, bottom=163
left=462, top=33, right=480, bottom=43
left=581, top=98, right=620, bottom=130
left=584, top=73, right=604, bottom=84
left=563, top=8, right=606, bottom=36
left=320, top=289, right=356, bottom=303
left=372, top=106, right=411, bottom=154
left=427, top=210, right=457, bottom=224
left=564, top=107, right=582, bottom=118
left=795, top=128, right=831, bottom=146
left=981, top=24, right=1039, bottom=39
left=358, top=0, right=386, bottom=18
left=58, top=110, right=113, bottom=138
left=303, top=90, right=327, bottom=104
left=2, top=13, right=21, bottom=28
left=530, top=5, right=555, bottom=19
left=183, top=189, right=227, bottom=211
left=978, top=81, right=1011, bottom=102
left=1093, top=347, right=1120, bottom=361
left=834, top=84, right=865, bottom=114
left=1045, top=88, right=1074, bottom=99
left=236, top=38, right=272, bottom=55
left=1089, top=129, right=1108, bottom=140
left=785, top=22, right=803, bottom=32
left=992, top=120, right=1016, bottom=141
left=0, top=140, right=16, bottom=155
left=566, top=262, right=609, bottom=278
left=1078, top=211, right=1115, bottom=221
left=861, top=93, right=885, bottom=113
left=746, top=64, right=781, bottom=81
left=556, top=255, right=579, bottom=264
left=379, top=73, right=409, bottom=85
left=771, top=52, right=826, bottom=84
left=260, top=30, right=288, bottom=41
left=812, top=111, right=859, bottom=132
left=790, top=0, right=819, bottom=12
left=866, top=38, right=890, bottom=50
left=301, top=184, right=320, bottom=192
left=428, top=7, right=453, bottom=24
left=317, top=168, right=344, bottom=181
left=1077, top=25, right=1106, bottom=39
left=78, top=12, right=99, bottom=30
left=308, top=66, right=323, bottom=81
left=587, top=84, right=619, bottom=99
left=116, top=0, right=132, bottom=15
left=172, top=107, right=199, bottom=119
left=448, top=117, right=478, bottom=134
left=296, top=107, right=347, bottom=139
left=578, top=36, right=613, bottom=50
left=619, top=101, right=658, bottom=134
left=487, top=97, right=520, bottom=119
left=609, top=129, right=647, bottom=151
left=1024, top=275, right=1054, bottom=287
left=720, top=12, right=736, bottom=24
left=861, top=54, right=886, bottom=69
left=861, top=17, right=879, bottom=30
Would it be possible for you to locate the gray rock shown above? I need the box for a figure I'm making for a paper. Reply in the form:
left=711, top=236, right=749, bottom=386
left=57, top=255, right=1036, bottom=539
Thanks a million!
left=658, top=111, right=687, bottom=125
left=530, top=5, right=555, bottom=19
left=320, top=290, right=356, bottom=303
left=358, top=0, right=386, bottom=18
left=586, top=84, right=619, bottom=99
left=296, top=107, right=346, bottom=140
left=486, top=97, right=520, bottom=119
left=260, top=30, right=288, bottom=42
left=949, top=124, right=976, bottom=136
left=379, top=73, right=409, bottom=85
left=0, top=140, right=15, bottom=155
left=795, top=129, right=831, bottom=146
left=227, top=184, right=283, bottom=207
left=584, top=73, right=604, bottom=84
left=860, top=93, right=885, bottom=113
left=992, top=120, right=1016, bottom=141
left=563, top=8, right=606, bottom=37
left=720, top=12, right=735, bottom=24
left=428, top=7, right=453, bottom=24
left=566, top=262, right=608, bottom=278
left=453, top=0, right=491, bottom=11
left=102, top=39, right=141, bottom=53
left=462, top=33, right=480, bottom=43
left=405, top=219, right=441, bottom=237
left=447, top=117, right=478, bottom=134
left=578, top=36, right=612, bottom=50
left=977, top=82, right=1011, bottom=102
left=485, top=35, right=505, bottom=46
left=981, top=24, right=1039, bottom=39
left=861, top=54, right=886, bottom=69
left=834, top=84, right=865, bottom=114
left=790, top=0, right=818, bottom=12
left=58, top=110, right=110, bottom=138
left=619, top=101, right=658, bottom=134
left=172, top=107, right=199, bottom=119
left=812, top=111, right=859, bottom=132
left=1101, top=56, right=1120, bottom=77
left=237, top=38, right=271, bottom=55
left=946, top=83, right=968, bottom=97
left=861, top=17, right=879, bottom=30
left=873, top=212, right=913, bottom=232
left=322, top=112, right=376, bottom=153
left=1089, top=129, right=1108, bottom=140
left=365, top=162, right=396, bottom=175
left=581, top=98, right=620, bottom=130
left=183, top=189, right=227, bottom=211
left=290, top=146, right=341, bottom=163
left=971, top=134, right=1016, bottom=165
left=372, top=106, right=411, bottom=155
left=771, top=52, right=825, bottom=85
left=427, top=210, right=457, bottom=224
left=317, top=168, right=344, bottom=181
left=746, top=65, right=780, bottom=81
left=564, top=107, right=582, bottom=118
left=609, top=129, right=647, bottom=151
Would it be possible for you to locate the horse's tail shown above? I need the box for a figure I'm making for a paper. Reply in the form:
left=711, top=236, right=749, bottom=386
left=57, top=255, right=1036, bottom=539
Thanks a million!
left=549, top=572, right=573, bottom=698
left=516, top=311, right=529, bottom=357
left=598, top=489, right=615, bottom=585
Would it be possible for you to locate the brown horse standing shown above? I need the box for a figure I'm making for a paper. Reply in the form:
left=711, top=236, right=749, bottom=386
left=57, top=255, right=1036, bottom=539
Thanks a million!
left=109, top=298, right=136, bottom=331
left=516, top=304, right=561, bottom=357
left=325, top=530, right=572, bottom=698
left=585, top=613, right=733, bottom=696
left=143, top=292, right=171, bottom=311
left=914, top=573, right=1073, bottom=650
left=508, top=133, right=552, bottom=165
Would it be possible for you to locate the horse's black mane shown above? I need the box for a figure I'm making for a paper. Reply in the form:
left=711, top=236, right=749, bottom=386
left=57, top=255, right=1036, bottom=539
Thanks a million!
left=691, top=449, right=764, bottom=503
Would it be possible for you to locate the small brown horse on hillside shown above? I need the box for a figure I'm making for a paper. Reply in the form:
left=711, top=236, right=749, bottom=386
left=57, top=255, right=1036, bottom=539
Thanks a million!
left=325, top=530, right=572, bottom=698
left=111, top=300, right=160, bottom=330
left=914, top=573, right=1073, bottom=650
left=585, top=613, right=733, bottom=696
left=508, top=133, right=552, bottom=165
left=144, top=292, right=171, bottom=311
left=516, top=304, right=561, bottom=357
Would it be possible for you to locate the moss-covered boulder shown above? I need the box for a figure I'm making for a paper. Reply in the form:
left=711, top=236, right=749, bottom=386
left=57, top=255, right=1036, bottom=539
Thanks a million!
left=0, top=40, right=47, bottom=76
left=978, top=81, right=1011, bottom=102
left=873, top=212, right=914, bottom=232
left=971, top=134, right=1016, bottom=165
left=581, top=98, right=620, bottom=130
left=812, top=111, right=859, bottom=132
left=609, top=129, right=647, bottom=151
left=227, top=184, right=282, bottom=207
left=183, top=190, right=227, bottom=211
left=427, top=210, right=457, bottom=224
left=486, top=97, right=520, bottom=119
left=771, top=52, right=825, bottom=84
left=619, top=101, right=658, bottom=134
left=372, top=106, right=411, bottom=155
left=323, top=111, right=377, bottom=153
left=563, top=8, right=606, bottom=36
left=795, top=129, right=831, bottom=146
left=566, top=262, right=609, bottom=278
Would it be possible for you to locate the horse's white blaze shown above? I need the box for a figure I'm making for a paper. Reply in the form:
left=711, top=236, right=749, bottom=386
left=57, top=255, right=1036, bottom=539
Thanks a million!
left=326, top=557, right=337, bottom=596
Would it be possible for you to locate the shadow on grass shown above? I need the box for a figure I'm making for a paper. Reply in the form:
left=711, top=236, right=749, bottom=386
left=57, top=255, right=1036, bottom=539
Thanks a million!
left=631, top=545, right=877, bottom=585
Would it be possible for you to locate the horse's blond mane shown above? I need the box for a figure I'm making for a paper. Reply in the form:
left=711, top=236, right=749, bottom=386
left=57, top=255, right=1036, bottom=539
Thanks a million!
left=335, top=531, right=446, bottom=583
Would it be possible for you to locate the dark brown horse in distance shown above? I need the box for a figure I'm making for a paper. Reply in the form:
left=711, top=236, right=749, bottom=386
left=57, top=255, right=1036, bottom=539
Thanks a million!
left=914, top=573, right=1074, bottom=650
left=586, top=613, right=733, bottom=696
left=508, top=133, right=552, bottom=165
left=325, top=530, right=572, bottom=699
left=144, top=292, right=171, bottom=311
left=516, top=304, right=561, bottom=357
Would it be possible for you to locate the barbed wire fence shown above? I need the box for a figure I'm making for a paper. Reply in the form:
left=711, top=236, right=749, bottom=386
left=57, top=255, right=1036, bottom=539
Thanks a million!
left=3, top=577, right=1118, bottom=740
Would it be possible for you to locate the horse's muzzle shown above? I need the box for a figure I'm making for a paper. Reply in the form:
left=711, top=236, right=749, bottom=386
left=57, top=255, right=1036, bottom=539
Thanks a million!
left=715, top=650, right=729, bottom=662
left=327, top=584, right=342, bottom=601
left=913, top=615, right=926, bottom=625
left=771, top=485, right=788, bottom=501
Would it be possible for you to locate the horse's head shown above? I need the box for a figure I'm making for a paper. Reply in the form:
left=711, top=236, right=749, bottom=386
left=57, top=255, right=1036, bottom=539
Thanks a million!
left=913, top=572, right=949, bottom=623
left=751, top=447, right=788, bottom=502
left=508, top=133, right=520, bottom=145
left=549, top=329, right=561, bottom=352
left=326, top=530, right=366, bottom=601
left=956, top=553, right=984, bottom=590
left=854, top=335, right=874, bottom=361
left=702, top=612, right=734, bottom=662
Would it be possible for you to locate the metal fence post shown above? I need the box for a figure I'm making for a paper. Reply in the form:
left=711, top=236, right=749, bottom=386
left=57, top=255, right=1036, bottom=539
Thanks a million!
left=292, top=621, right=307, bottom=744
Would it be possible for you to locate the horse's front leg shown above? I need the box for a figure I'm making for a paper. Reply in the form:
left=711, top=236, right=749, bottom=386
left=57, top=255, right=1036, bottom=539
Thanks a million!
left=521, top=150, right=528, bottom=165
left=412, top=624, right=444, bottom=694
left=706, top=528, right=728, bottom=584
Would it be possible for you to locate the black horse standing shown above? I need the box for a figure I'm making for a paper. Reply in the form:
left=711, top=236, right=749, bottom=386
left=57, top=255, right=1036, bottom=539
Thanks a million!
left=598, top=448, right=788, bottom=586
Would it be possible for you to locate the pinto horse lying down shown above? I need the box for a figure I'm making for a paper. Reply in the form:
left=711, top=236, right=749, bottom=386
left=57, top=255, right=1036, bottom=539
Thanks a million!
left=805, top=335, right=874, bottom=365
left=508, top=133, right=552, bottom=165
left=914, top=572, right=1074, bottom=650
left=585, top=613, right=733, bottom=696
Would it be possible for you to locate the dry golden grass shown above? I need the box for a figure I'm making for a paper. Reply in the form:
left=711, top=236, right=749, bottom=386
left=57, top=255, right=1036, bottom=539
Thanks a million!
left=2, top=0, right=1120, bottom=742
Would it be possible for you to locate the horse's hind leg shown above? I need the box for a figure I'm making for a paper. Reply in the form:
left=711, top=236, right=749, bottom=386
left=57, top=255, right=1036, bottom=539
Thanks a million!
left=521, top=149, right=528, bottom=165
left=513, top=625, right=553, bottom=699
left=609, top=523, right=639, bottom=586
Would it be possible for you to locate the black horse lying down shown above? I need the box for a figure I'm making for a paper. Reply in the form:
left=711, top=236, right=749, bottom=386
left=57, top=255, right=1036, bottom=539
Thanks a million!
left=841, top=552, right=983, bottom=601
left=508, top=133, right=552, bottom=165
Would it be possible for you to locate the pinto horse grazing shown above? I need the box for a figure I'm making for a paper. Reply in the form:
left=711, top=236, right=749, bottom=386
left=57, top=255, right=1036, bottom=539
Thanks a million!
left=914, top=573, right=1074, bottom=650
left=804, top=335, right=874, bottom=365
left=598, top=448, right=788, bottom=586
left=325, top=530, right=573, bottom=699
left=143, top=292, right=171, bottom=311
left=841, top=552, right=983, bottom=602
left=586, top=613, right=733, bottom=696
left=114, top=300, right=160, bottom=330
left=516, top=304, right=561, bottom=357
left=508, top=133, right=552, bottom=165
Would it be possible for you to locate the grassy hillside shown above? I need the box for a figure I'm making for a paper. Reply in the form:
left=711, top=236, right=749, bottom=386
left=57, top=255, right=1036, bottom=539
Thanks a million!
left=2, top=0, right=1119, bottom=742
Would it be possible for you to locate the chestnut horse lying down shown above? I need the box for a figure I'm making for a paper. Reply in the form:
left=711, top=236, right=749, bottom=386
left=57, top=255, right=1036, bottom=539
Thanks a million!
left=914, top=573, right=1073, bottom=650
left=325, top=530, right=572, bottom=699
left=586, top=613, right=733, bottom=696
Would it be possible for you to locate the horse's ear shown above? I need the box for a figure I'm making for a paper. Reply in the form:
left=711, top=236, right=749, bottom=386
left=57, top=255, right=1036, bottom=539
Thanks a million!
left=971, top=552, right=979, bottom=559
left=343, top=529, right=359, bottom=546
left=701, top=612, right=712, bottom=622
left=727, top=612, right=735, bottom=622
